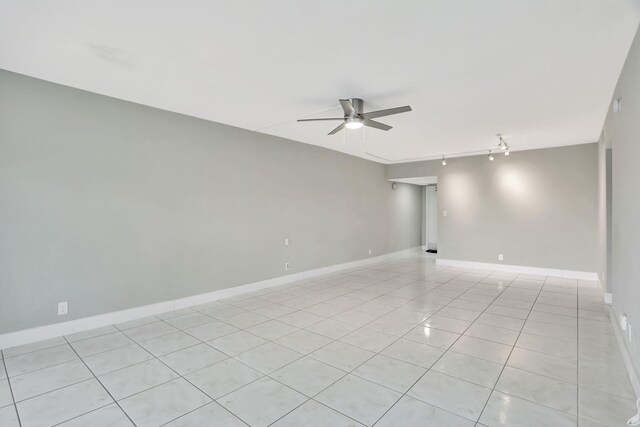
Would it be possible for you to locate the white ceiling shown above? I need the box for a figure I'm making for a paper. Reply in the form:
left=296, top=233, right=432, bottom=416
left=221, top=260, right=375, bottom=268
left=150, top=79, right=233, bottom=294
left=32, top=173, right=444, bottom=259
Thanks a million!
left=1, top=1, right=639, bottom=163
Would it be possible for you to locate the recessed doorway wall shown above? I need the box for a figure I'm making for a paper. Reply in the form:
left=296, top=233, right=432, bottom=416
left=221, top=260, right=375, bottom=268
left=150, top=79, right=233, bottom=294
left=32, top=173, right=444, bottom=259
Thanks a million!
left=425, top=184, right=438, bottom=252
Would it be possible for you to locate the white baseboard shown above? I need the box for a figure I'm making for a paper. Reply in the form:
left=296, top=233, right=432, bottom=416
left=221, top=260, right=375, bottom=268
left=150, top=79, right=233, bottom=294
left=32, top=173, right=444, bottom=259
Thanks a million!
left=0, top=247, right=422, bottom=350
left=436, top=258, right=598, bottom=280
left=609, top=307, right=640, bottom=399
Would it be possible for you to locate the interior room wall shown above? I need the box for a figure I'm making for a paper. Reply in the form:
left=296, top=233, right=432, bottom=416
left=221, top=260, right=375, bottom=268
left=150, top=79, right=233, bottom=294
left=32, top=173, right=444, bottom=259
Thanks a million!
left=0, top=70, right=422, bottom=335
left=600, top=26, right=640, bottom=376
left=387, top=143, right=599, bottom=272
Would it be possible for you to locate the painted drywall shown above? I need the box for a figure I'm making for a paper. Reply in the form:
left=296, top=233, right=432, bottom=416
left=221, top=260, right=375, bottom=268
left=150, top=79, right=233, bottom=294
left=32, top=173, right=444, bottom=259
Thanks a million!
left=387, top=144, right=599, bottom=272
left=600, top=26, right=640, bottom=375
left=0, top=70, right=422, bottom=334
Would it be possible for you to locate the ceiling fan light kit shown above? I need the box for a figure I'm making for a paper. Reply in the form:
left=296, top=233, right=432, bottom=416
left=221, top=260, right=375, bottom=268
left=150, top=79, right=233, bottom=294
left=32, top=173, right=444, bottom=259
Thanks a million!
left=298, top=98, right=412, bottom=135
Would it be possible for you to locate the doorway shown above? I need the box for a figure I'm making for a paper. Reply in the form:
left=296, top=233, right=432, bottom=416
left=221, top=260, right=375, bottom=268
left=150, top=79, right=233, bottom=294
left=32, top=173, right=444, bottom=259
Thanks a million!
left=425, top=184, right=438, bottom=253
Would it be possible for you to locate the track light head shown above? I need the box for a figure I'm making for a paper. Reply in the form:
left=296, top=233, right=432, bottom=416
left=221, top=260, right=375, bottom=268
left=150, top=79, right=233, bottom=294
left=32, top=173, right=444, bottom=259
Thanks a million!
left=441, top=156, right=446, bottom=166
left=488, top=151, right=494, bottom=161
left=498, top=136, right=508, bottom=151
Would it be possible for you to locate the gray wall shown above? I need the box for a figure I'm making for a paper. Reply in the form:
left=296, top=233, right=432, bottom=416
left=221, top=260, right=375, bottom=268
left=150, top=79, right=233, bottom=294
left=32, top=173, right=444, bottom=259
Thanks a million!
left=387, top=144, right=599, bottom=272
left=0, top=70, right=422, bottom=334
left=601, top=26, right=640, bottom=374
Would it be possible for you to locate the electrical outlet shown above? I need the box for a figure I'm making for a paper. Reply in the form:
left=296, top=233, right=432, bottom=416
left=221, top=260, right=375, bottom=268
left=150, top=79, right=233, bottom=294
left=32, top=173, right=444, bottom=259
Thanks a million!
left=629, top=322, right=633, bottom=342
left=442, top=210, right=448, bottom=217
left=285, top=262, right=290, bottom=271
left=498, top=254, right=504, bottom=261
left=284, top=238, right=289, bottom=247
left=58, top=301, right=68, bottom=316
left=368, top=248, right=372, bottom=255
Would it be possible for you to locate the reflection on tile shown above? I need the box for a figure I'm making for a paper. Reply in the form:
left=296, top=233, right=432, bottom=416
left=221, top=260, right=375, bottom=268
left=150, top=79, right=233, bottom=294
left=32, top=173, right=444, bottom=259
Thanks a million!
left=408, top=370, right=491, bottom=421
left=464, top=323, right=518, bottom=346
left=479, top=391, right=576, bottom=427
left=432, top=351, right=503, bottom=388
left=403, top=325, right=460, bottom=349
left=495, top=367, right=577, bottom=415
left=515, top=333, right=577, bottom=361
left=507, top=347, right=577, bottom=384
left=449, top=336, right=512, bottom=364
left=579, top=386, right=638, bottom=426
left=424, top=316, right=472, bottom=334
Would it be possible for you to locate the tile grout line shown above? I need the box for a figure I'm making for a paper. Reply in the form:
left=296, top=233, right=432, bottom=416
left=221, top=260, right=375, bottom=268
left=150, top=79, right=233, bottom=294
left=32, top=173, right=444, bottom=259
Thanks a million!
left=117, top=319, right=253, bottom=427
left=1, top=350, right=23, bottom=427
left=60, top=336, right=138, bottom=427
left=2, top=258, right=591, bottom=426
left=474, top=275, right=560, bottom=424
left=369, top=271, right=518, bottom=425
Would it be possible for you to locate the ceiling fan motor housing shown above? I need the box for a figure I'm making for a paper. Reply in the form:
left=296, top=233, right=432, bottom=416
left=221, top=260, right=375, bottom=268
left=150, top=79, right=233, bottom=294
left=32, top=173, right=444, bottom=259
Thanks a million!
left=347, top=98, right=364, bottom=117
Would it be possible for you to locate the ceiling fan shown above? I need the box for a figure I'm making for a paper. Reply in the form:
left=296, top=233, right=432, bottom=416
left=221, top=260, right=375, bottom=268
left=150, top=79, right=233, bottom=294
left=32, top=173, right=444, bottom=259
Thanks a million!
left=297, top=98, right=412, bottom=135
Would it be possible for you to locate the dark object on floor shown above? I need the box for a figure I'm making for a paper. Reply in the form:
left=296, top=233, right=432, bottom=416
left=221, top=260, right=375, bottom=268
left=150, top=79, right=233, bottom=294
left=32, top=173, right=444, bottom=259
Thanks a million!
left=426, top=249, right=437, bottom=253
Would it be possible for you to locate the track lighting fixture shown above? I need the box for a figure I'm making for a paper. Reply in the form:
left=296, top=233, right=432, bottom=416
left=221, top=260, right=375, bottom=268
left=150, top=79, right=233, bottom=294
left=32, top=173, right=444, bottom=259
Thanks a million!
left=498, top=136, right=508, bottom=151
left=435, top=134, right=511, bottom=163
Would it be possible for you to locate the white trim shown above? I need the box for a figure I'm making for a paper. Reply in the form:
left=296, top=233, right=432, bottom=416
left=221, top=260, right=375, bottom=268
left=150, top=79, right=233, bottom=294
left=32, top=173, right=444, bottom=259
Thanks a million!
left=0, top=247, right=422, bottom=350
left=436, top=258, right=598, bottom=280
left=609, top=307, right=640, bottom=399
left=604, top=292, right=613, bottom=304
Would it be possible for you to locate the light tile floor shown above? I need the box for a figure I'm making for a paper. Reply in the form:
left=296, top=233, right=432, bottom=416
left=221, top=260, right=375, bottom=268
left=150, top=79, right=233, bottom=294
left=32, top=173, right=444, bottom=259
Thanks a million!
left=1, top=253, right=637, bottom=426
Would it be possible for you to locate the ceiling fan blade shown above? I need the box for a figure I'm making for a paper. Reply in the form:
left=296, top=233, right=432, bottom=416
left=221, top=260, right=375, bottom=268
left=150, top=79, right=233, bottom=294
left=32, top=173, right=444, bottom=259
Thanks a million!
left=328, top=122, right=346, bottom=135
left=339, top=99, right=356, bottom=116
left=364, top=119, right=392, bottom=131
left=361, top=105, right=412, bottom=119
left=297, top=118, right=344, bottom=122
